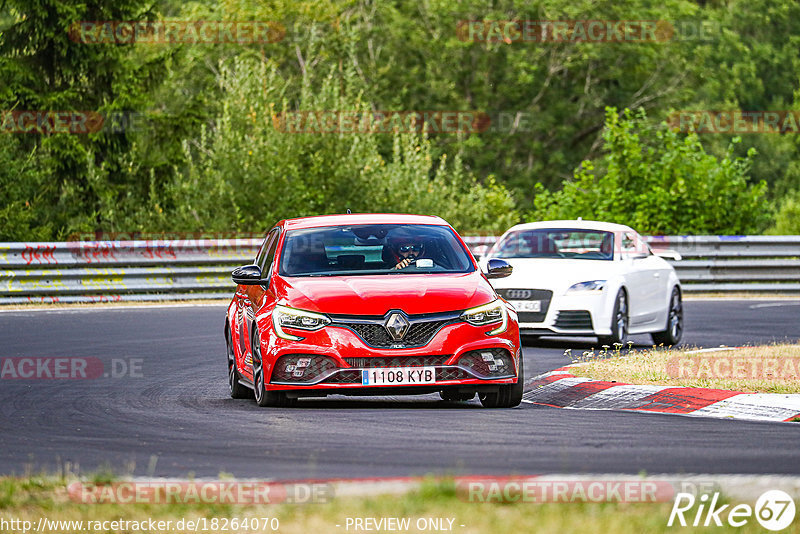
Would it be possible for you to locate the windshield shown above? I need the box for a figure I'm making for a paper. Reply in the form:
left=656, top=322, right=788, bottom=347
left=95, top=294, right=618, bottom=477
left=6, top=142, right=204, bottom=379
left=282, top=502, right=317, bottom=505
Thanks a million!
left=492, top=229, right=614, bottom=261
left=279, top=224, right=476, bottom=276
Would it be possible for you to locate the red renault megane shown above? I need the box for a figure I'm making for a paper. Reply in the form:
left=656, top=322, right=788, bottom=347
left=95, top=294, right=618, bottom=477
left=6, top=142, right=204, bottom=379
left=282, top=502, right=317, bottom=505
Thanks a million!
left=225, top=213, right=523, bottom=408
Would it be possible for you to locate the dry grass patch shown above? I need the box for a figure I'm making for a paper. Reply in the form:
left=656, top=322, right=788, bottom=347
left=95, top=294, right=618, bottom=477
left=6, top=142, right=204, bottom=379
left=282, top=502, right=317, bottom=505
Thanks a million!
left=568, top=344, right=800, bottom=394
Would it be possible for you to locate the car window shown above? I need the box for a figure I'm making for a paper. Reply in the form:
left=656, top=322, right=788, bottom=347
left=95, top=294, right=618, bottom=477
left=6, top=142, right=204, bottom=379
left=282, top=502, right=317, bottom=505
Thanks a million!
left=256, top=228, right=281, bottom=278
left=278, top=224, right=475, bottom=277
left=492, top=229, right=614, bottom=261
left=617, top=231, right=651, bottom=259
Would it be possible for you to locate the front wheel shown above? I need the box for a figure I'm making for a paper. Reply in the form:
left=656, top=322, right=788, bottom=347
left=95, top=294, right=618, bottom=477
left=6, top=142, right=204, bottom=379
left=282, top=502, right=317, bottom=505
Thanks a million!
left=598, top=289, right=628, bottom=347
left=651, top=287, right=683, bottom=346
left=251, top=328, right=297, bottom=408
left=227, top=329, right=251, bottom=399
left=479, top=353, right=524, bottom=408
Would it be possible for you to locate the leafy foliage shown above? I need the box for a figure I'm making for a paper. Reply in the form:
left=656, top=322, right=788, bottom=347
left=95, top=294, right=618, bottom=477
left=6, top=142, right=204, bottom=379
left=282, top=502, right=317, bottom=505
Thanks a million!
left=2, top=0, right=800, bottom=239
left=530, top=108, right=770, bottom=235
left=767, top=192, right=800, bottom=235
left=154, top=56, right=518, bottom=234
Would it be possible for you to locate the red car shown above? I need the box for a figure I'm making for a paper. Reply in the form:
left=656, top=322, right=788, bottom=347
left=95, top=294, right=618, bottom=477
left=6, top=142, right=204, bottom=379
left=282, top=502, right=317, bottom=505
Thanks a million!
left=225, top=213, right=523, bottom=408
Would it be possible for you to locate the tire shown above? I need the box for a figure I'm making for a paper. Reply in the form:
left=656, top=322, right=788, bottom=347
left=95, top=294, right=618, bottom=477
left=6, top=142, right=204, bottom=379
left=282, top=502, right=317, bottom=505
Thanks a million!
left=251, top=328, right=297, bottom=408
left=227, top=328, right=251, bottom=399
left=651, top=287, right=683, bottom=346
left=440, top=390, right=476, bottom=402
left=598, top=289, right=628, bottom=347
left=479, top=353, right=524, bottom=408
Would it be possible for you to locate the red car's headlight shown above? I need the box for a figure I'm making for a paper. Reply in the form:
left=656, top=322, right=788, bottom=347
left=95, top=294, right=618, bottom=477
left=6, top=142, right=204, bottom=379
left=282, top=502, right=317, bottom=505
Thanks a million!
left=272, top=305, right=331, bottom=341
left=461, top=299, right=508, bottom=335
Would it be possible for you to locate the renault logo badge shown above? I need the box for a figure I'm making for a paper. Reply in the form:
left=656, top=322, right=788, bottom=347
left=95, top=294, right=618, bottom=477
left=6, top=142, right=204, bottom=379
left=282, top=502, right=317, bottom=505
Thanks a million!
left=384, top=312, right=410, bottom=340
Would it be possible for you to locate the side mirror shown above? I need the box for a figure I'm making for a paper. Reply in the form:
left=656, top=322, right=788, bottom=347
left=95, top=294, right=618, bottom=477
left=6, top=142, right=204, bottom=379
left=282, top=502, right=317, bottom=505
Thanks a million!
left=653, top=249, right=682, bottom=261
left=485, top=258, right=513, bottom=279
left=232, top=264, right=263, bottom=285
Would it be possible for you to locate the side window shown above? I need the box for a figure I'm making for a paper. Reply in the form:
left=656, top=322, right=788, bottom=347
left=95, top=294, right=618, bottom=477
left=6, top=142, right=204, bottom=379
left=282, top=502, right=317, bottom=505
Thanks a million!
left=621, top=232, right=636, bottom=252
left=257, top=228, right=281, bottom=279
left=620, top=232, right=650, bottom=258
left=635, top=233, right=653, bottom=256
left=254, top=235, right=273, bottom=270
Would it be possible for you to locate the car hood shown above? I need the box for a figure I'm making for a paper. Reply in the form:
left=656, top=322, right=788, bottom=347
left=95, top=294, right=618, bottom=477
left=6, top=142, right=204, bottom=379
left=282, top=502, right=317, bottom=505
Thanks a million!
left=487, top=258, right=621, bottom=291
left=276, top=272, right=494, bottom=316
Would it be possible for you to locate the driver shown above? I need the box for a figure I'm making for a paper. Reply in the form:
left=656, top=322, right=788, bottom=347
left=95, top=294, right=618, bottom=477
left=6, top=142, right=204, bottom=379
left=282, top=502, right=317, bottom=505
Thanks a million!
left=391, top=239, right=425, bottom=270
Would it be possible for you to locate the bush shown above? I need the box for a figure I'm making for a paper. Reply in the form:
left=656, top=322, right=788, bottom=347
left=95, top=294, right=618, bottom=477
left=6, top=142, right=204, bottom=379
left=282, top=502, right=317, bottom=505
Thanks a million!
left=153, top=54, right=519, bottom=235
left=766, top=192, right=800, bottom=234
left=529, top=108, right=771, bottom=235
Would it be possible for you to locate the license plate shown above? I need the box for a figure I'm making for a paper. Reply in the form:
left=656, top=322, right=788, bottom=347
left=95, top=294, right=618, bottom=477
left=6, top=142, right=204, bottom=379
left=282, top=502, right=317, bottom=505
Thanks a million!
left=361, top=367, right=436, bottom=386
left=510, top=300, right=541, bottom=312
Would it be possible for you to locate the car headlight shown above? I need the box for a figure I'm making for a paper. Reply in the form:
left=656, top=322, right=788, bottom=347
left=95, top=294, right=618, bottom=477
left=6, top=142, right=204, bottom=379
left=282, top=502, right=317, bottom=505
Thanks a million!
left=461, top=299, right=508, bottom=335
left=272, top=305, right=331, bottom=341
left=566, top=280, right=606, bottom=293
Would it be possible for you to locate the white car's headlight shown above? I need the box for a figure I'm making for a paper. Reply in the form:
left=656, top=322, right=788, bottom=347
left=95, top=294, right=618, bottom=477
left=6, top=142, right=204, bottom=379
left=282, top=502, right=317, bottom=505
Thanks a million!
left=566, top=280, right=606, bottom=293
left=461, top=299, right=508, bottom=335
left=272, top=305, right=331, bottom=341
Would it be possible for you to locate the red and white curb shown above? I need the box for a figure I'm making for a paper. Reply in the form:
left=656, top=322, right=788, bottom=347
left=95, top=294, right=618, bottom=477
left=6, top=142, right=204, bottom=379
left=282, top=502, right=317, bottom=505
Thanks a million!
left=522, top=368, right=800, bottom=423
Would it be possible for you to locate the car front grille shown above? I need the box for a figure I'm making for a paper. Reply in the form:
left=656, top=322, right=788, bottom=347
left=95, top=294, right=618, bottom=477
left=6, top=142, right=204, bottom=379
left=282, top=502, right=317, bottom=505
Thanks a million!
left=320, top=366, right=473, bottom=384
left=343, top=321, right=448, bottom=347
left=496, top=289, right=553, bottom=323
left=330, top=311, right=460, bottom=349
left=457, top=348, right=515, bottom=378
left=554, top=310, right=594, bottom=330
left=436, top=367, right=470, bottom=381
left=344, top=355, right=451, bottom=368
left=321, top=370, right=362, bottom=384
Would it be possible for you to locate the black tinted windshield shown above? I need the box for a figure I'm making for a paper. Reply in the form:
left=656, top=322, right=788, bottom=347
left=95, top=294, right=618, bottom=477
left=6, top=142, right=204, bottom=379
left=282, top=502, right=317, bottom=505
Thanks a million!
left=279, top=224, right=475, bottom=276
left=492, top=229, right=614, bottom=261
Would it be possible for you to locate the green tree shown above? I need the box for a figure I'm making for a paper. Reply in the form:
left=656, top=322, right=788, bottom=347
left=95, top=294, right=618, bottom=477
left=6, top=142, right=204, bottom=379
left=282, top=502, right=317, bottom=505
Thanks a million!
left=530, top=108, right=770, bottom=235
left=154, top=54, right=518, bottom=234
left=0, top=0, right=167, bottom=239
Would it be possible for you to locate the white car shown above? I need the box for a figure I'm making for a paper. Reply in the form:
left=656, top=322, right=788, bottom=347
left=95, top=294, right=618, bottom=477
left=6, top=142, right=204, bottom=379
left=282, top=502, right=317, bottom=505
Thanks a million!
left=481, top=220, right=683, bottom=346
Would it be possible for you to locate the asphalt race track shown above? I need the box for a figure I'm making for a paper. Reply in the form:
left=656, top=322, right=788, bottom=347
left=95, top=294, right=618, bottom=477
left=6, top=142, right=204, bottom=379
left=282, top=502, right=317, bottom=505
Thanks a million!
left=1, top=299, right=799, bottom=479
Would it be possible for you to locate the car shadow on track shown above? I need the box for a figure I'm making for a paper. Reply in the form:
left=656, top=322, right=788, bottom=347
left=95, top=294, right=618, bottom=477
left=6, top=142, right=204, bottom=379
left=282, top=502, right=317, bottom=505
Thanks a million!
left=218, top=395, right=489, bottom=410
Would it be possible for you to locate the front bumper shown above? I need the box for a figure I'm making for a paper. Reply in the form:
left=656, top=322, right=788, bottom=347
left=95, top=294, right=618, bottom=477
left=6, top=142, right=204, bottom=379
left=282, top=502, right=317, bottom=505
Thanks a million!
left=259, top=319, right=521, bottom=393
left=502, top=289, right=613, bottom=336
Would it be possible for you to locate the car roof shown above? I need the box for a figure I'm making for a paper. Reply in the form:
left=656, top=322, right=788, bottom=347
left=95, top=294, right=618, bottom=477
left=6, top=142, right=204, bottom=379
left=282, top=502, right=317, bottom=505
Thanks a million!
left=501, top=220, right=637, bottom=234
left=282, top=213, right=449, bottom=230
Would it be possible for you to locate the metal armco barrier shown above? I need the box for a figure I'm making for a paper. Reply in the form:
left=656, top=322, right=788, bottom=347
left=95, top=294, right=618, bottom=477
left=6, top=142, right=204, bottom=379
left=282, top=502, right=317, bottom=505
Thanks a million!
left=1, top=235, right=798, bottom=304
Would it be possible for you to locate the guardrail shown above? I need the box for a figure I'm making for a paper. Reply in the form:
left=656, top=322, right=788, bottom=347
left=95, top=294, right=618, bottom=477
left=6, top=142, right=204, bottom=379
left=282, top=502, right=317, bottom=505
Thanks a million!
left=1, top=235, right=798, bottom=304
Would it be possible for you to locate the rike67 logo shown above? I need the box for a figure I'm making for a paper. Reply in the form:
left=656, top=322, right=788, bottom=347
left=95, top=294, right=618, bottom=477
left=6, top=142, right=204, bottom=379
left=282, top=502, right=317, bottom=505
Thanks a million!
left=669, top=490, right=796, bottom=531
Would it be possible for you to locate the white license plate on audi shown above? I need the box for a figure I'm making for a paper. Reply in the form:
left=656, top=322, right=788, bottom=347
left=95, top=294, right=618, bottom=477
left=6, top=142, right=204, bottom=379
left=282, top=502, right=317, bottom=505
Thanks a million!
left=510, top=300, right=541, bottom=312
left=361, top=367, right=436, bottom=386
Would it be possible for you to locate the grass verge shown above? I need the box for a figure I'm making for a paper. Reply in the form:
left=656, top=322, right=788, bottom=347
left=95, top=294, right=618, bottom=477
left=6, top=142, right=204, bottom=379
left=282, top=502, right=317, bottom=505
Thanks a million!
left=567, top=344, right=800, bottom=394
left=0, top=476, right=790, bottom=534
